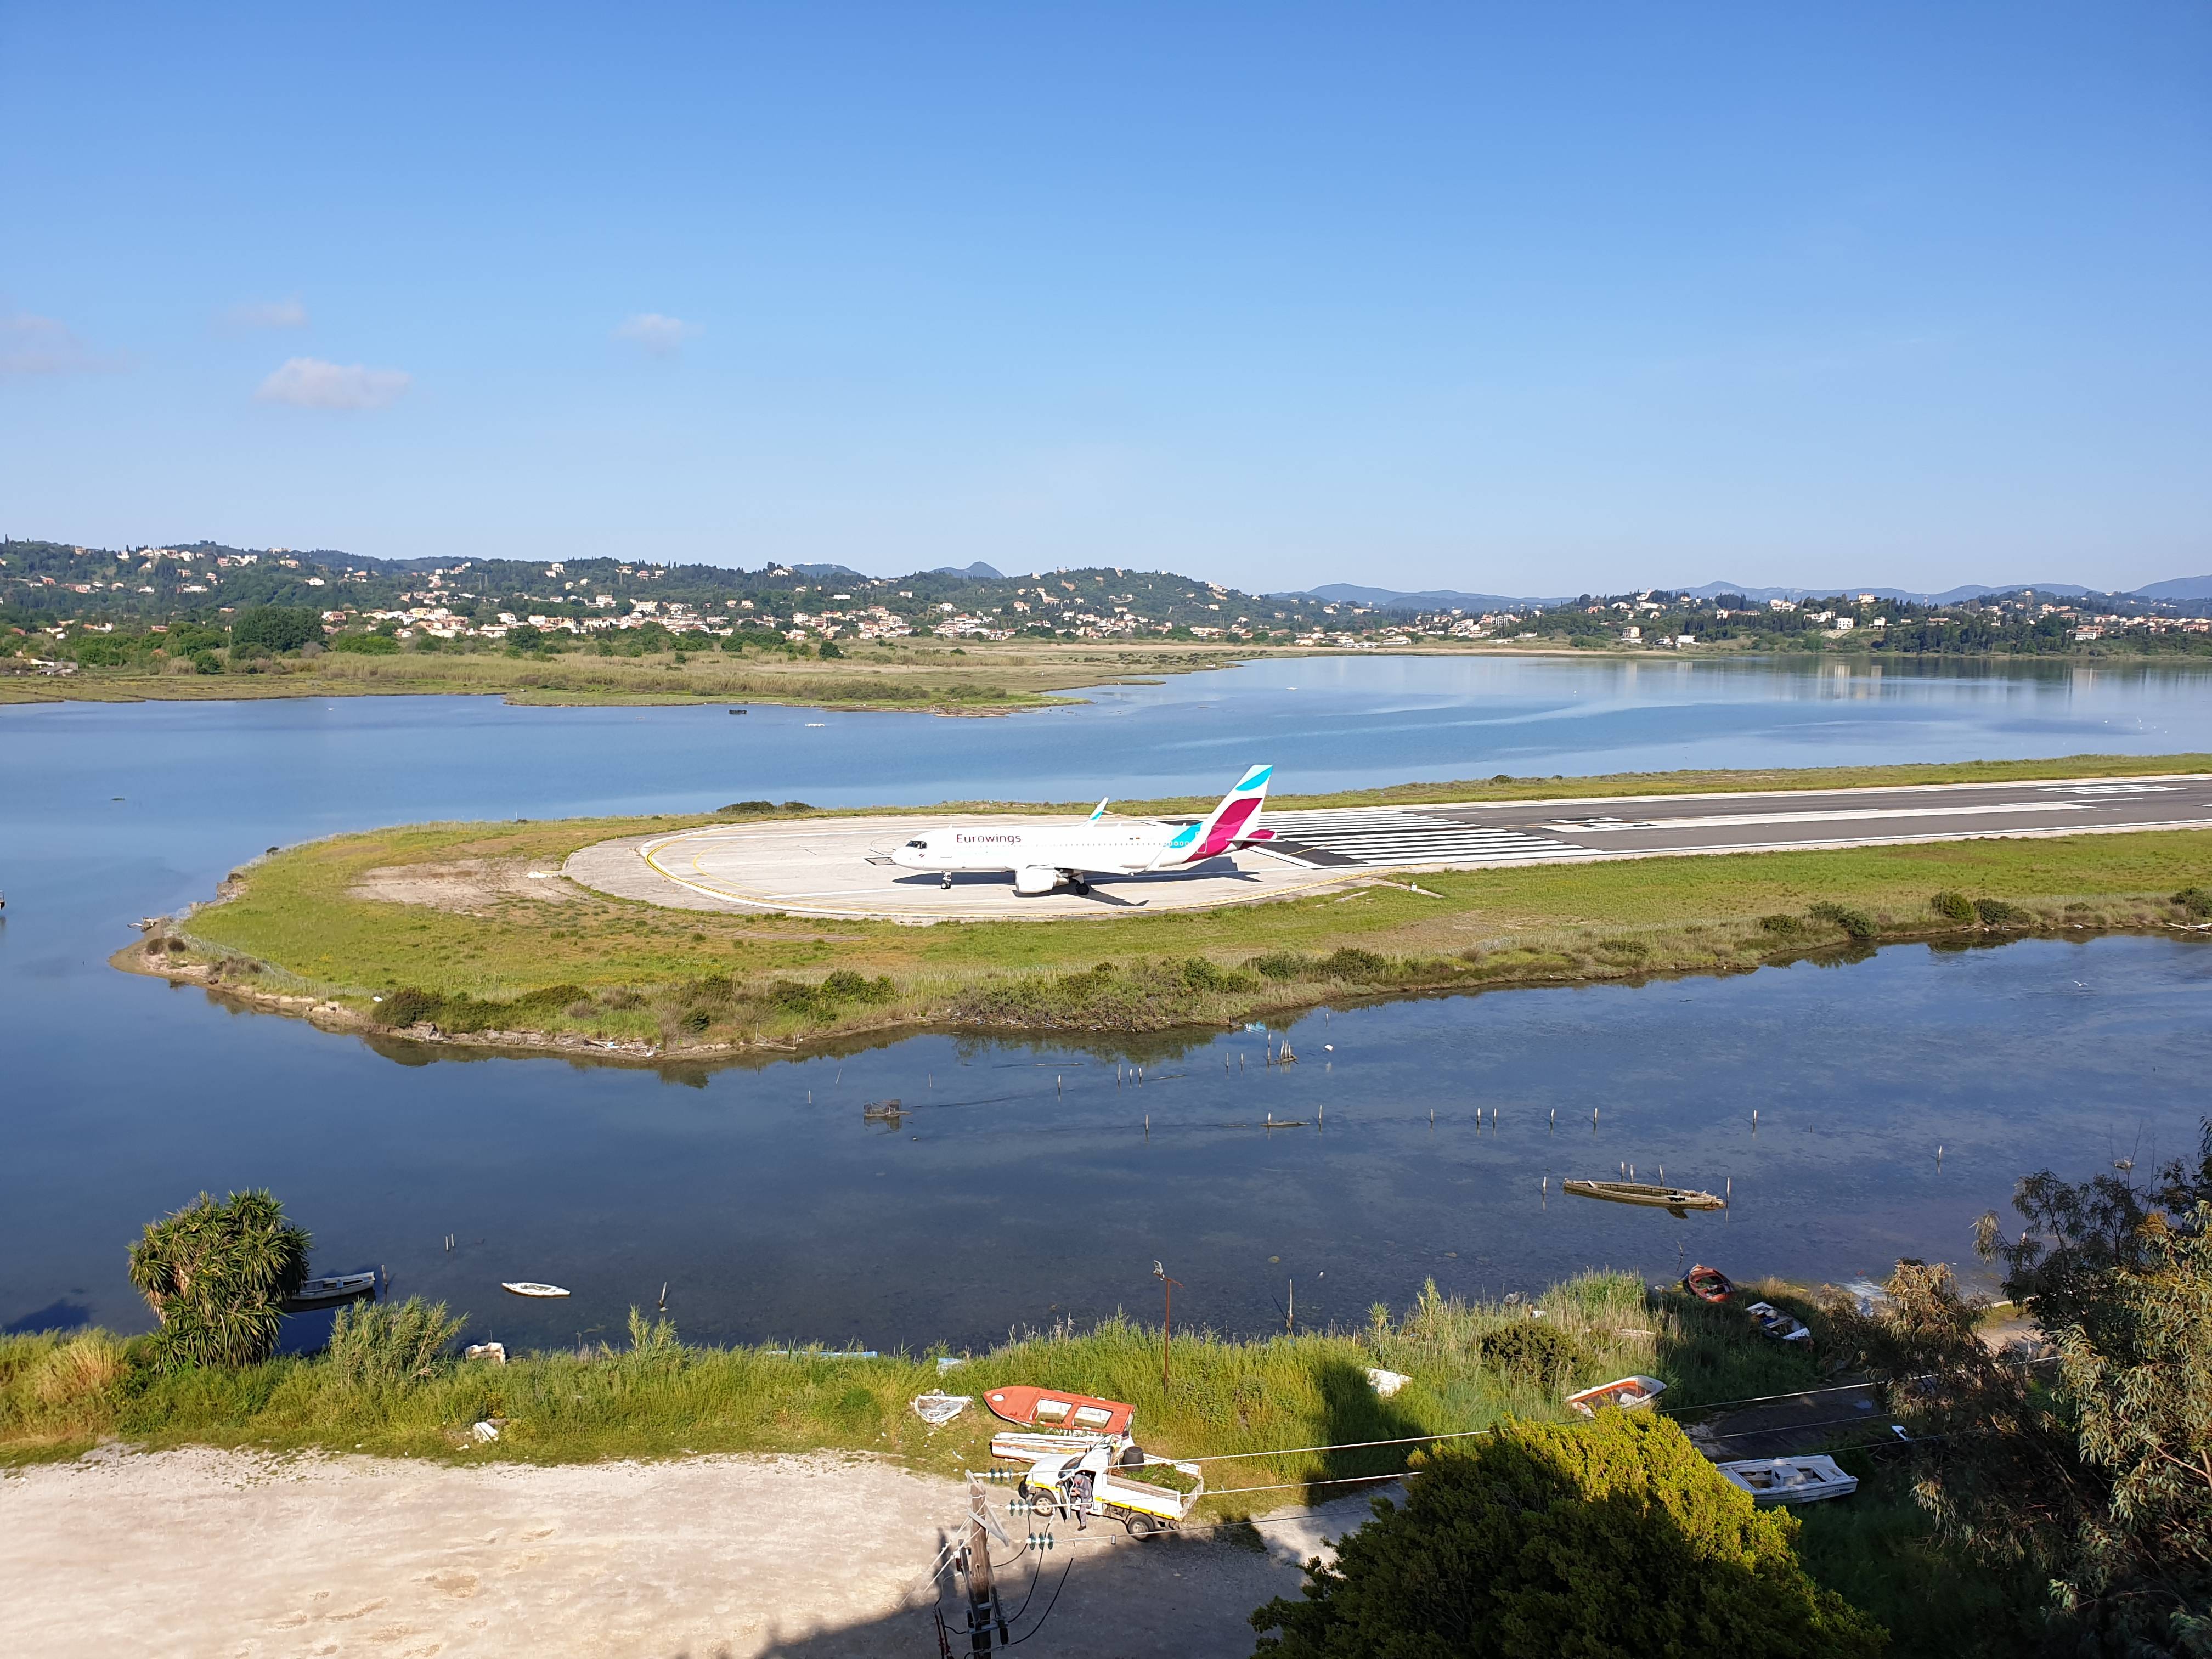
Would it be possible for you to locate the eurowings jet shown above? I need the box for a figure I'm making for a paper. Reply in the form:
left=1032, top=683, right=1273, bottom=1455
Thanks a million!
left=887, top=764, right=1276, bottom=898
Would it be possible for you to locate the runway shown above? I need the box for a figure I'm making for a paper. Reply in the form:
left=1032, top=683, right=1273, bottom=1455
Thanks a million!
left=564, top=772, right=2212, bottom=921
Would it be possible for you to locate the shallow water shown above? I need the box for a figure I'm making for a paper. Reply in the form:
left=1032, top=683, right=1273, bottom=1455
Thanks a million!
left=3, top=652, right=2208, bottom=1350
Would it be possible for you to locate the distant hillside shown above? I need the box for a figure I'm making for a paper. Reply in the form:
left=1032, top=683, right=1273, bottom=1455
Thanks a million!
left=1301, top=577, right=2130, bottom=610
left=1294, top=583, right=1572, bottom=611
left=2136, top=574, right=2212, bottom=601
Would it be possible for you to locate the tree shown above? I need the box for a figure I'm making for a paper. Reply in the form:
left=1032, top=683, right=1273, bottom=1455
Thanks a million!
left=1820, top=1123, right=2212, bottom=1654
left=1251, top=1411, right=1883, bottom=1659
left=229, top=604, right=323, bottom=653
left=126, top=1189, right=311, bottom=1368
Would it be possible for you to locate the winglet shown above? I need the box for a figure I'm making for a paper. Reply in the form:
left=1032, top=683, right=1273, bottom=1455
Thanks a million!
left=1088, top=797, right=1109, bottom=821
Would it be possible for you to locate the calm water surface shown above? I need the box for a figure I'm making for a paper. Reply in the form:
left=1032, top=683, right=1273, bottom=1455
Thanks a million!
left=4, top=653, right=2208, bottom=1348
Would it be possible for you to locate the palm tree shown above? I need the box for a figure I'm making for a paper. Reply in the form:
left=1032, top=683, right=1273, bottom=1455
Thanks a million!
left=127, top=1190, right=311, bottom=1367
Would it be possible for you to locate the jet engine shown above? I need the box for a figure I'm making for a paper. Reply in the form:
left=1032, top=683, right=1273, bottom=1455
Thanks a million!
left=1013, top=865, right=1062, bottom=896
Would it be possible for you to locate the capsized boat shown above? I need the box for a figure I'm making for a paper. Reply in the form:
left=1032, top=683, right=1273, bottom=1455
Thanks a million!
left=1683, top=1263, right=1736, bottom=1304
left=283, top=1271, right=377, bottom=1311
left=1717, top=1455, right=1858, bottom=1505
left=1566, top=1375, right=1667, bottom=1417
left=501, top=1280, right=572, bottom=1298
left=1562, top=1179, right=1725, bottom=1214
left=1746, top=1300, right=1812, bottom=1343
left=983, top=1384, right=1136, bottom=1436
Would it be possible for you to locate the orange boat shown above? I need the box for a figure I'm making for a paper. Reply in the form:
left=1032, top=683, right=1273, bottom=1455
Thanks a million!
left=982, top=1384, right=1137, bottom=1437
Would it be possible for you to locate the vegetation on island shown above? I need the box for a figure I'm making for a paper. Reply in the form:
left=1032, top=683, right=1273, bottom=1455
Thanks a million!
left=126, top=755, right=2212, bottom=1054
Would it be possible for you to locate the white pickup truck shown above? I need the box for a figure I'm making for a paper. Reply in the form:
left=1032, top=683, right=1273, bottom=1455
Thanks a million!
left=990, top=1430, right=1205, bottom=1537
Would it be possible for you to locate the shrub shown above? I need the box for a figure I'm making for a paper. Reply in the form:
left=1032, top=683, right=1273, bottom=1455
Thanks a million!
left=1177, top=956, right=1253, bottom=993
left=1930, top=890, right=1977, bottom=922
left=1248, top=951, right=1315, bottom=981
left=2171, top=886, right=2212, bottom=919
left=331, top=631, right=401, bottom=656
left=820, top=969, right=894, bottom=1003
left=377, top=986, right=442, bottom=1027
left=766, top=979, right=819, bottom=1013
left=1808, top=901, right=1876, bottom=941
left=1596, top=936, right=1650, bottom=962
left=1758, top=914, right=1801, bottom=936
left=1479, top=1319, right=1585, bottom=1386
left=1972, top=897, right=2029, bottom=927
left=1320, top=946, right=1389, bottom=980
left=328, top=1296, right=466, bottom=1389
left=680, top=1007, right=712, bottom=1034
left=718, top=799, right=776, bottom=814
left=1251, top=1412, right=1884, bottom=1658
left=189, top=650, right=222, bottom=674
left=126, top=1190, right=311, bottom=1369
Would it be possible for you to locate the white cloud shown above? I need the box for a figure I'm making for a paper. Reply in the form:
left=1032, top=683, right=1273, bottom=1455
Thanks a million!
left=255, top=356, right=411, bottom=410
left=222, top=297, right=309, bottom=331
left=614, top=313, right=701, bottom=356
left=1, top=313, right=120, bottom=377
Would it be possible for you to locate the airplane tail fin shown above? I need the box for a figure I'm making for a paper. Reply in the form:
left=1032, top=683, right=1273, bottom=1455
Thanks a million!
left=1161, top=764, right=1271, bottom=863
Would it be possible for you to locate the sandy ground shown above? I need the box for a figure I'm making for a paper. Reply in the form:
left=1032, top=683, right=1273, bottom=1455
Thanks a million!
left=0, top=1446, right=1371, bottom=1658
left=349, top=860, right=584, bottom=914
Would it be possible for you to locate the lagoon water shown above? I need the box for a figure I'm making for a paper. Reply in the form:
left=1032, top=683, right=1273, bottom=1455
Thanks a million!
left=4, top=652, right=2209, bottom=1350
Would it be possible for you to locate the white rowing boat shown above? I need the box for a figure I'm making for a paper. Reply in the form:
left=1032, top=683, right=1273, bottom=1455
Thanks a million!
left=1717, top=1455, right=1858, bottom=1505
left=501, top=1280, right=571, bottom=1297
left=1746, top=1300, right=1812, bottom=1342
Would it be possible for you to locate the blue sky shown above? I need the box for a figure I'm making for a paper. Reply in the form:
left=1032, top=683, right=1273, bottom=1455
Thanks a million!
left=4, top=3, right=2207, bottom=594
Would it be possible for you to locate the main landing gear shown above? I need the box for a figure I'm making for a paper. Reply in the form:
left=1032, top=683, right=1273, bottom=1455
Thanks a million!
left=940, top=874, right=952, bottom=890
left=1066, top=874, right=1091, bottom=896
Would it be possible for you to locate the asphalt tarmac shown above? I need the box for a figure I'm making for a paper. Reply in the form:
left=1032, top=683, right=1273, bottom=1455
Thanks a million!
left=566, top=772, right=2212, bottom=919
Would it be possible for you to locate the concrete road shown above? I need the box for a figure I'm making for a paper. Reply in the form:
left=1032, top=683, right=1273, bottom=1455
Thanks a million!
left=567, top=773, right=2212, bottom=920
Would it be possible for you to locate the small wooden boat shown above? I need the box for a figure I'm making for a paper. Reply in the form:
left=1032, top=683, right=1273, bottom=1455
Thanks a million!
left=1566, top=1375, right=1667, bottom=1417
left=1717, top=1455, right=1858, bottom=1505
left=1683, top=1264, right=1736, bottom=1303
left=1564, top=1179, right=1725, bottom=1214
left=501, top=1280, right=571, bottom=1298
left=983, top=1384, right=1137, bottom=1437
left=283, top=1271, right=377, bottom=1311
left=1746, top=1300, right=1812, bottom=1343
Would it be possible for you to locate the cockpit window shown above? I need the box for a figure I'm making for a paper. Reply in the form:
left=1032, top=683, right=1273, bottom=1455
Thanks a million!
left=905, top=839, right=927, bottom=848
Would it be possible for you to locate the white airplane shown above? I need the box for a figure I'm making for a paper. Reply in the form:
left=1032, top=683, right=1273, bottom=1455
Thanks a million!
left=886, top=764, right=1277, bottom=898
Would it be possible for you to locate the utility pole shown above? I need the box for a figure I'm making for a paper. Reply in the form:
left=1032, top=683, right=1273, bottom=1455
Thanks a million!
left=960, top=1474, right=1007, bottom=1652
left=1153, top=1261, right=1183, bottom=1392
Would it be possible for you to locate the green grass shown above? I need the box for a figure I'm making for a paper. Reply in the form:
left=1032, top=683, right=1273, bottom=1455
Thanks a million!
left=0, top=1272, right=1748, bottom=1483
left=142, top=755, right=2212, bottom=1049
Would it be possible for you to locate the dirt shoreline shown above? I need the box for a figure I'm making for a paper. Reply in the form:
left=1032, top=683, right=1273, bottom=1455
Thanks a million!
left=0, top=1444, right=1361, bottom=1657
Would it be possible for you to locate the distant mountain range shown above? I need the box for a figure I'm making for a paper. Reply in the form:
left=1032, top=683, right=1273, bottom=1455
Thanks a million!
left=1289, top=576, right=2212, bottom=611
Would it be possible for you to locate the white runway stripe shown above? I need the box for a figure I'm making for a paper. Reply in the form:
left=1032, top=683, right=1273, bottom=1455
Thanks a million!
left=1260, top=808, right=1595, bottom=867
